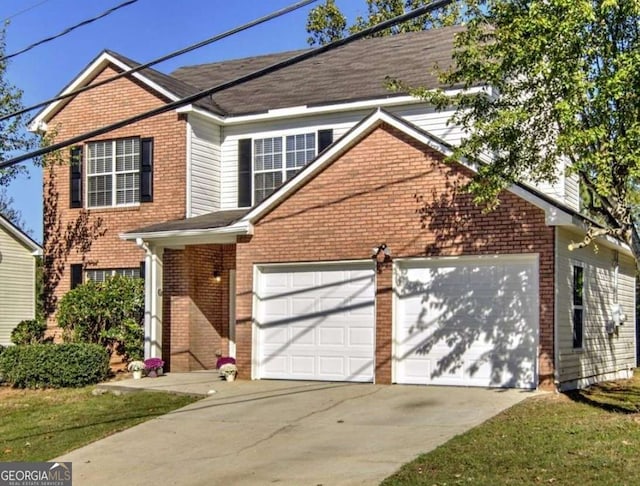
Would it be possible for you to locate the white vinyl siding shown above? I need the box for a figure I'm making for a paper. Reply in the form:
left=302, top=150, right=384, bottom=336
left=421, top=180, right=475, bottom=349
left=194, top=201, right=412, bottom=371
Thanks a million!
left=556, top=228, right=636, bottom=390
left=87, top=138, right=140, bottom=208
left=0, top=228, right=36, bottom=346
left=188, top=114, right=221, bottom=216
left=219, top=104, right=462, bottom=209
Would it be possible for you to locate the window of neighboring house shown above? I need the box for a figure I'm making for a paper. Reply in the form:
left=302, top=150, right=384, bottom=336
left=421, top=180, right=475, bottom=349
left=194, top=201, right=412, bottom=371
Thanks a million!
left=87, top=138, right=140, bottom=208
left=572, top=264, right=584, bottom=349
left=253, top=133, right=316, bottom=204
left=85, top=268, right=141, bottom=283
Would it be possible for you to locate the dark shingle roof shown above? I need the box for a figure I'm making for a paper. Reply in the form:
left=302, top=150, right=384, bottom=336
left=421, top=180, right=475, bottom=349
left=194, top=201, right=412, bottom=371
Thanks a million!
left=171, top=26, right=464, bottom=116
left=105, top=50, right=225, bottom=115
left=126, top=209, right=249, bottom=235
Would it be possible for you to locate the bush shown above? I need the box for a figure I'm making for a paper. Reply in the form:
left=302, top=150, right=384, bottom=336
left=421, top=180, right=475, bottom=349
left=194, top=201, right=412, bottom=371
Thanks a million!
left=56, top=275, right=144, bottom=361
left=11, top=319, right=48, bottom=345
left=0, top=343, right=109, bottom=388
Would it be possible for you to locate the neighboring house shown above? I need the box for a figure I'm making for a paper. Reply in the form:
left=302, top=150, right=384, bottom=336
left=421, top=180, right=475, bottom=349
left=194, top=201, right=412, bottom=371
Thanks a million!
left=32, top=26, right=635, bottom=391
left=0, top=214, right=42, bottom=346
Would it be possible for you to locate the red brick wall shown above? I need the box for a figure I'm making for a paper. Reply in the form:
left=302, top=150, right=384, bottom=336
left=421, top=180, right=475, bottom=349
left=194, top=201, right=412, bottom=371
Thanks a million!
left=162, top=244, right=236, bottom=371
left=235, top=124, right=555, bottom=388
left=44, top=64, right=187, bottom=326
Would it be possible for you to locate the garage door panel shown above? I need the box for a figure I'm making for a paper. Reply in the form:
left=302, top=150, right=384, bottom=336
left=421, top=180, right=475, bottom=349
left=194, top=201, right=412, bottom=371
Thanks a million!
left=257, top=264, right=375, bottom=382
left=349, top=327, right=374, bottom=346
left=291, top=356, right=315, bottom=375
left=319, top=327, right=345, bottom=345
left=395, top=257, right=538, bottom=388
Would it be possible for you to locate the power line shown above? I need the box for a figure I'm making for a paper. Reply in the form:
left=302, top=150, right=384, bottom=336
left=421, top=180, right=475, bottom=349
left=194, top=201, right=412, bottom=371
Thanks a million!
left=2, top=0, right=54, bottom=23
left=0, top=0, right=140, bottom=63
left=0, top=0, right=454, bottom=170
left=0, top=0, right=319, bottom=123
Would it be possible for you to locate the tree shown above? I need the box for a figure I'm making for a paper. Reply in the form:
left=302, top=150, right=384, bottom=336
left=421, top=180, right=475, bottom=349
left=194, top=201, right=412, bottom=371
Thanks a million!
left=0, top=27, right=33, bottom=186
left=405, top=0, right=640, bottom=262
left=306, top=0, right=467, bottom=45
left=0, top=187, right=26, bottom=229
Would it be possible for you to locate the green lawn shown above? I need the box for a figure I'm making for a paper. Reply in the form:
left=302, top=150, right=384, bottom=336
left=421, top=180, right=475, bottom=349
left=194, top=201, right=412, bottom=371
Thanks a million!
left=0, top=387, right=199, bottom=461
left=383, top=374, right=640, bottom=486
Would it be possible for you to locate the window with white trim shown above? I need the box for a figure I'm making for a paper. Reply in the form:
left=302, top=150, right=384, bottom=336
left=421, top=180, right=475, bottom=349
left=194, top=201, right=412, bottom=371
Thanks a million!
left=87, top=138, right=140, bottom=207
left=572, top=264, right=584, bottom=349
left=253, top=133, right=316, bottom=204
left=85, top=268, right=141, bottom=283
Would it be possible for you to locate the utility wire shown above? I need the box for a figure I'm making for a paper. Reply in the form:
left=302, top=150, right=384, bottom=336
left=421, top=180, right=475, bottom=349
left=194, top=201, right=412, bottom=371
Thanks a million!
left=0, top=0, right=140, bottom=63
left=2, top=0, right=54, bottom=23
left=0, top=0, right=319, bottom=123
left=0, top=0, right=454, bottom=170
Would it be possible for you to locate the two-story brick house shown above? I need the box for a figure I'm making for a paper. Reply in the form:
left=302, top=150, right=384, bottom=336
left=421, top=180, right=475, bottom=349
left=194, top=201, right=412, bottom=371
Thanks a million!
left=33, top=26, right=636, bottom=390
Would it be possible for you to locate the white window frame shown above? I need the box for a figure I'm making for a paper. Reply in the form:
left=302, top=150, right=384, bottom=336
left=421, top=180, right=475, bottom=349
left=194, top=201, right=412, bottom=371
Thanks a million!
left=253, top=131, right=317, bottom=205
left=86, top=138, right=141, bottom=209
left=85, top=268, right=141, bottom=283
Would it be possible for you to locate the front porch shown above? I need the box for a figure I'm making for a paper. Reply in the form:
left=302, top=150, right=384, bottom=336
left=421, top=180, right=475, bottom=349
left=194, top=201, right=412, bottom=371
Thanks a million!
left=123, top=209, right=251, bottom=373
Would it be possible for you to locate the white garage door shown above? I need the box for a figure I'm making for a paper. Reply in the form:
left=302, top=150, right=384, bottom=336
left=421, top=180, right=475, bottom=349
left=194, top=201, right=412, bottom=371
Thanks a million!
left=256, top=263, right=375, bottom=382
left=394, top=255, right=538, bottom=388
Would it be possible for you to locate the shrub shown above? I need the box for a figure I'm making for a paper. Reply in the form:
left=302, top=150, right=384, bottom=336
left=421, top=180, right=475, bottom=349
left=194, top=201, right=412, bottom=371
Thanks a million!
left=11, top=319, right=48, bottom=345
left=0, top=343, right=109, bottom=388
left=56, top=275, right=144, bottom=361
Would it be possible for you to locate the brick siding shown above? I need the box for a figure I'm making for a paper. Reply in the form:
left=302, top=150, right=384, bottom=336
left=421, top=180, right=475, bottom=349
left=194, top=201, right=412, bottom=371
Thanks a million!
left=44, top=65, right=187, bottom=330
left=235, top=123, right=555, bottom=388
left=162, top=244, right=236, bottom=371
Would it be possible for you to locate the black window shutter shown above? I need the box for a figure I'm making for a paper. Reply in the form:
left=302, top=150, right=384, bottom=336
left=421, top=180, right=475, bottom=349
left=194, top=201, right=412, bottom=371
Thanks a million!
left=70, top=264, right=83, bottom=289
left=140, top=138, right=154, bottom=203
left=318, top=129, right=333, bottom=153
left=139, top=261, right=146, bottom=280
left=237, top=138, right=252, bottom=207
left=69, top=146, right=83, bottom=208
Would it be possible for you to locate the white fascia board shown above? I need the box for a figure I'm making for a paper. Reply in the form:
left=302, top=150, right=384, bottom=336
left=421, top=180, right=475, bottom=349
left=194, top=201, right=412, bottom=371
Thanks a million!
left=30, top=52, right=180, bottom=131
left=240, top=109, right=455, bottom=224
left=176, top=105, right=226, bottom=124
left=120, top=221, right=252, bottom=243
left=175, top=87, right=485, bottom=126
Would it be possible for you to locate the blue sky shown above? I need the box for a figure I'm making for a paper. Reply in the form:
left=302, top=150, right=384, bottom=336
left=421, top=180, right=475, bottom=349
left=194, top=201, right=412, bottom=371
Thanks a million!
left=0, top=0, right=363, bottom=242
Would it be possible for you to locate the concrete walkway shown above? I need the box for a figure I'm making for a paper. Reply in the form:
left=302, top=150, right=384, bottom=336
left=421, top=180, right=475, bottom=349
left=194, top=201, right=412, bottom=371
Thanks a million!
left=61, top=375, right=537, bottom=486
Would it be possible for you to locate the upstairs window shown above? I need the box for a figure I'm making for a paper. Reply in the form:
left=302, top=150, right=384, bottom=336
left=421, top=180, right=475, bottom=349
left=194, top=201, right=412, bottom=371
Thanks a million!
left=87, top=138, right=140, bottom=208
left=253, top=133, right=316, bottom=204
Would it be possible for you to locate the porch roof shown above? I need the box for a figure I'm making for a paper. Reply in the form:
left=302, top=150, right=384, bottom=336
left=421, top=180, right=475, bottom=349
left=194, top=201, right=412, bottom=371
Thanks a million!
left=123, top=208, right=249, bottom=238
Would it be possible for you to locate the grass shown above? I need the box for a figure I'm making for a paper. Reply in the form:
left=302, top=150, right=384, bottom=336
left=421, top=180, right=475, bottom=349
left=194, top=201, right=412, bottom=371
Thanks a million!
left=0, top=386, right=199, bottom=462
left=383, top=373, right=640, bottom=486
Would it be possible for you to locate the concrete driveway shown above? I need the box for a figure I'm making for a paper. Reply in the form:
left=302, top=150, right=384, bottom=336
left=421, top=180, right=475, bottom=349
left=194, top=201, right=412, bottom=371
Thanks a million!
left=58, top=379, right=533, bottom=485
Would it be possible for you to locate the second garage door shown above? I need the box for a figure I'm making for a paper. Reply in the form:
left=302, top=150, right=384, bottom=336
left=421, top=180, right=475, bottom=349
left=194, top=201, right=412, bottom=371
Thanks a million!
left=394, top=255, right=539, bottom=388
left=255, top=263, right=375, bottom=382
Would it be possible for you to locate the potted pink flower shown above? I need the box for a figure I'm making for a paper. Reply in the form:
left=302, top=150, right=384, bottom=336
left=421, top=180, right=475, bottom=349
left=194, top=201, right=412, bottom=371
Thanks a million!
left=144, top=357, right=164, bottom=377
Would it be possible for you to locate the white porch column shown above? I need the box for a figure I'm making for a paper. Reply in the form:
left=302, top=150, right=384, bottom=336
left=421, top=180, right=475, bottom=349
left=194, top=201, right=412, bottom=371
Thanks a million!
left=137, top=239, right=164, bottom=360
left=149, top=246, right=164, bottom=359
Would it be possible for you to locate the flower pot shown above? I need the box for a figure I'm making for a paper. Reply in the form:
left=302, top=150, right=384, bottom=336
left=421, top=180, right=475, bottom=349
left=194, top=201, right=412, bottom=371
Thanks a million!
left=225, top=373, right=236, bottom=382
left=147, top=370, right=158, bottom=378
left=157, top=367, right=163, bottom=376
left=132, top=370, right=142, bottom=380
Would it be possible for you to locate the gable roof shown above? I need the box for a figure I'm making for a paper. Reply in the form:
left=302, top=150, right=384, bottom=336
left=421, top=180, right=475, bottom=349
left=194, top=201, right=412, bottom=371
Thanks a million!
left=33, top=26, right=464, bottom=128
left=0, top=214, right=42, bottom=255
left=172, top=26, right=464, bottom=116
left=122, top=108, right=586, bottom=245
left=30, top=50, right=222, bottom=129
